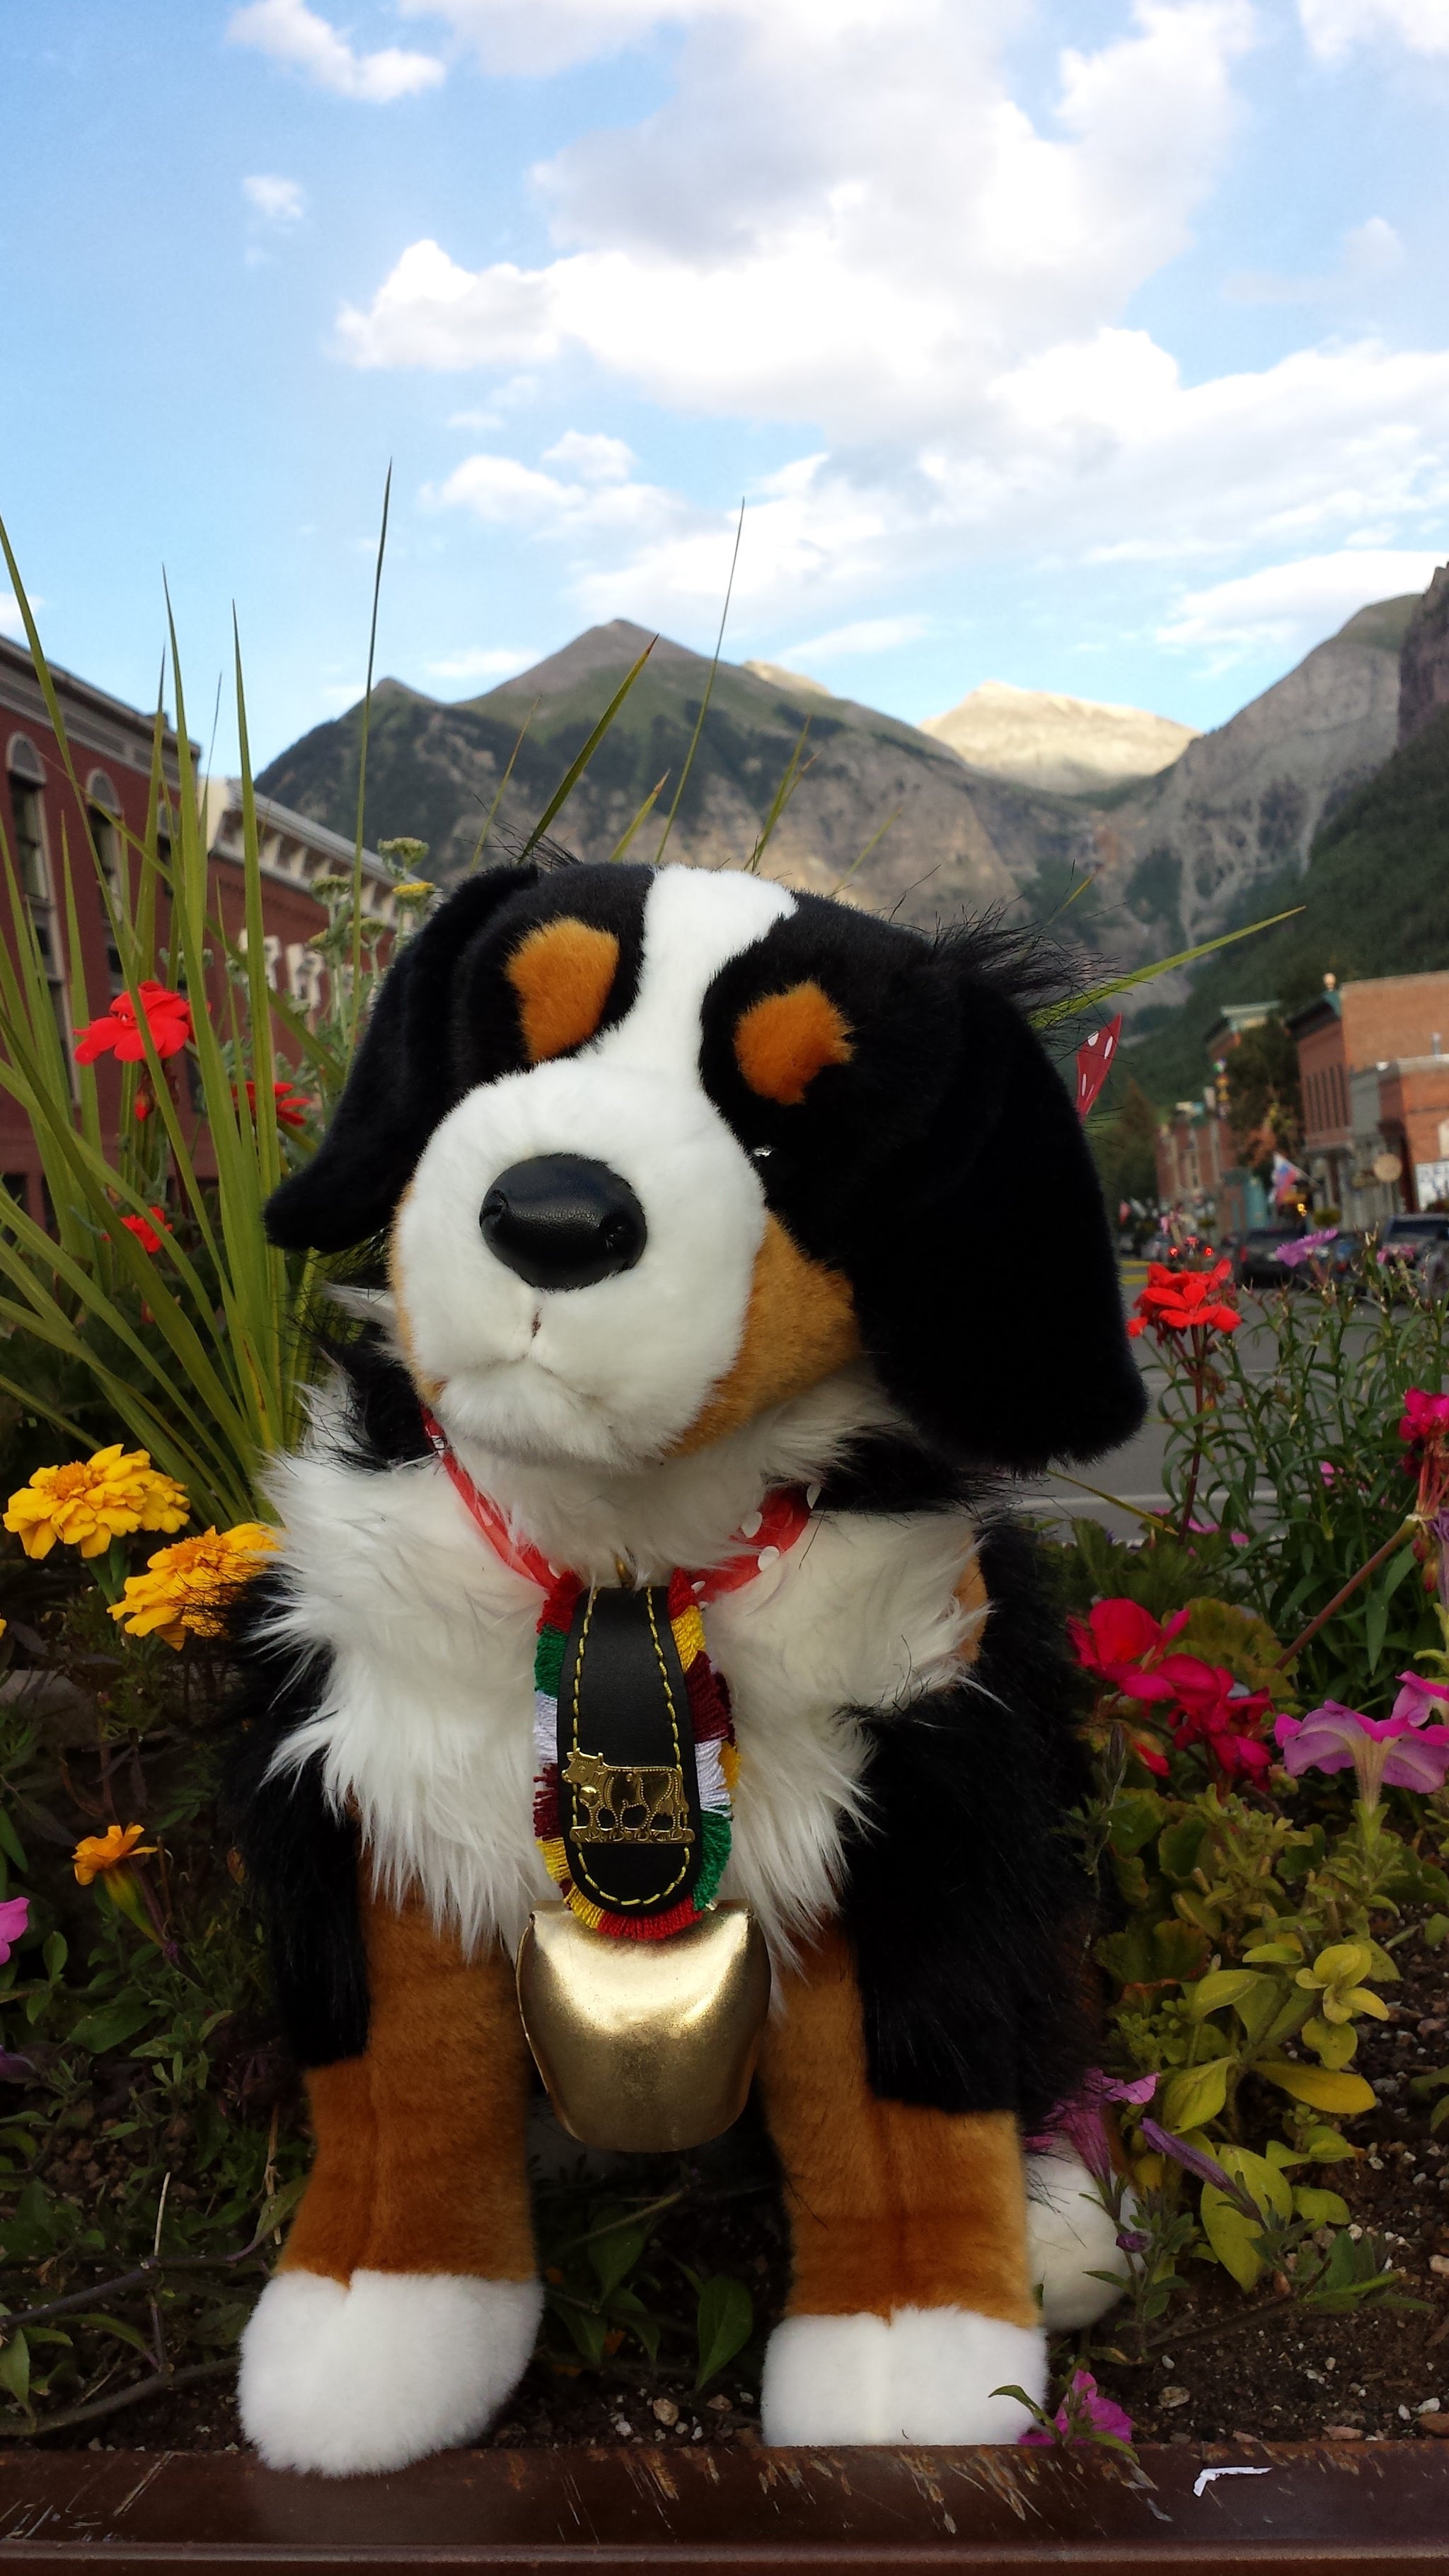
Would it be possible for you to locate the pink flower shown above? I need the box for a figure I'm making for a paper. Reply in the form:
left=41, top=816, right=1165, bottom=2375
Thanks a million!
left=1024, top=2070, right=1157, bottom=2178
left=0, top=1895, right=30, bottom=1964
left=1319, top=1461, right=1337, bottom=1486
left=1068, top=1598, right=1190, bottom=1699
left=1392, top=1670, right=1449, bottom=1726
left=1274, top=1228, right=1339, bottom=1269
left=1021, top=2369, right=1133, bottom=2449
left=1276, top=1699, right=1449, bottom=1803
left=1153, top=1653, right=1275, bottom=1781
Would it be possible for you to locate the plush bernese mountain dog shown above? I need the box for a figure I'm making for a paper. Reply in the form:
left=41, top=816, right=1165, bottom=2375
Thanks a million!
left=229, top=857, right=1145, bottom=2476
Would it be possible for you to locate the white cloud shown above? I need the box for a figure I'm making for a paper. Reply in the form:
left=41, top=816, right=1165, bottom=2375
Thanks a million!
left=343, top=0, right=1449, bottom=658
left=340, top=0, right=1258, bottom=434
left=1298, top=0, right=1449, bottom=57
left=228, top=0, right=444, bottom=100
left=541, top=429, right=635, bottom=482
left=1157, top=547, right=1445, bottom=657
left=0, top=593, right=23, bottom=639
left=425, top=645, right=540, bottom=681
left=780, top=616, right=928, bottom=661
left=243, top=173, right=307, bottom=224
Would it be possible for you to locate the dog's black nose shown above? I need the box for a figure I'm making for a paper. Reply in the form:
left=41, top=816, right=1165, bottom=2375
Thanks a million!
left=480, top=1155, right=647, bottom=1292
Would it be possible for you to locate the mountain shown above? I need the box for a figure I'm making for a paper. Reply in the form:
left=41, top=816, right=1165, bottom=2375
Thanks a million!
left=920, top=680, right=1196, bottom=795
left=1400, top=566, right=1449, bottom=748
left=1125, top=695, right=1449, bottom=1110
left=256, top=620, right=1101, bottom=932
left=1092, top=596, right=1420, bottom=976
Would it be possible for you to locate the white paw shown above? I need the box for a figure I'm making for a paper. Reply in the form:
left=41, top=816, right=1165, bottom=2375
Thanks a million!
left=1027, top=2149, right=1135, bottom=2331
left=238, top=2268, right=543, bottom=2476
left=760, top=2306, right=1045, bottom=2446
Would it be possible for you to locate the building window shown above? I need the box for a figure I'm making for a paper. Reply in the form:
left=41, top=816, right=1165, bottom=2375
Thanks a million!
left=86, top=770, right=125, bottom=993
left=6, top=741, right=71, bottom=1073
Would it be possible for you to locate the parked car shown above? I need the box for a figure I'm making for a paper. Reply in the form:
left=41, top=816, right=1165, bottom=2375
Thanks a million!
left=1234, top=1223, right=1307, bottom=1288
left=1377, top=1213, right=1449, bottom=1297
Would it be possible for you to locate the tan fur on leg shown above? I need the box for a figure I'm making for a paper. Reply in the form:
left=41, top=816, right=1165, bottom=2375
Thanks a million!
left=758, top=1926, right=1036, bottom=2329
left=281, top=1885, right=535, bottom=2285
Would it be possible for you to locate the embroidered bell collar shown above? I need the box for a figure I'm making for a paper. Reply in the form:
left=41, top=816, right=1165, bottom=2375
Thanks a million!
left=421, top=1408, right=813, bottom=1942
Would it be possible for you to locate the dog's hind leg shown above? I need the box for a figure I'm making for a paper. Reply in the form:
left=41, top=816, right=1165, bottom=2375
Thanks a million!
left=756, top=1925, right=1046, bottom=2446
left=238, top=1886, right=540, bottom=2476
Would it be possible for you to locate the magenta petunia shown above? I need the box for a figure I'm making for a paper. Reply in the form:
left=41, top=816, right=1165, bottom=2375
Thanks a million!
left=0, top=1895, right=30, bottom=1965
left=1276, top=1699, right=1449, bottom=1802
left=1021, top=2369, right=1134, bottom=2449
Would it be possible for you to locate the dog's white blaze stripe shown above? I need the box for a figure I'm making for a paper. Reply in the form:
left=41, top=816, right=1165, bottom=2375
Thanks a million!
left=591, top=865, right=794, bottom=1082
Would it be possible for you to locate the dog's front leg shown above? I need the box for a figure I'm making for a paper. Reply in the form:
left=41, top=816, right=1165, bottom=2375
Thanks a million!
left=756, top=1927, right=1044, bottom=2445
left=238, top=1886, right=541, bottom=2476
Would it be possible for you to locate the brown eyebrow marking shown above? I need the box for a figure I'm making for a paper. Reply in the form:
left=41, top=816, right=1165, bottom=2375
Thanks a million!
left=506, top=918, right=620, bottom=1063
left=734, top=981, right=853, bottom=1106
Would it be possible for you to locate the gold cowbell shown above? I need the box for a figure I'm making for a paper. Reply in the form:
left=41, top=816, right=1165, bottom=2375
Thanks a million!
left=516, top=1902, right=771, bottom=2153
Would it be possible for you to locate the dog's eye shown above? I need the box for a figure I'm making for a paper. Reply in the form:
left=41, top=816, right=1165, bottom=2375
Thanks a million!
left=734, top=982, right=853, bottom=1106
left=507, top=918, right=620, bottom=1062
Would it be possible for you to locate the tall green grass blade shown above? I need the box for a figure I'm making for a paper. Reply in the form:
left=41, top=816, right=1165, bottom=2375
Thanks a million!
left=519, top=640, right=656, bottom=860
left=654, top=500, right=744, bottom=867
left=609, top=773, right=669, bottom=865
left=1031, top=908, right=1305, bottom=1031
left=831, top=804, right=902, bottom=899
left=469, top=701, right=538, bottom=872
left=745, top=722, right=814, bottom=874
left=350, top=465, right=392, bottom=1041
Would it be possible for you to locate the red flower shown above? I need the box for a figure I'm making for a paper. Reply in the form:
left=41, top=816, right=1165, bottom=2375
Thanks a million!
left=75, top=982, right=192, bottom=1065
left=236, top=1078, right=311, bottom=1133
left=1068, top=1597, right=1190, bottom=1699
left=1127, top=1260, right=1240, bottom=1341
left=1399, top=1387, right=1449, bottom=1448
left=120, top=1206, right=173, bottom=1257
left=1155, top=1651, right=1274, bottom=1781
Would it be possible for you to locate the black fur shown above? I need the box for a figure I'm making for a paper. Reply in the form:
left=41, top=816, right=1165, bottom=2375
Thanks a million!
left=222, top=1572, right=369, bottom=2069
left=840, top=1520, right=1096, bottom=2130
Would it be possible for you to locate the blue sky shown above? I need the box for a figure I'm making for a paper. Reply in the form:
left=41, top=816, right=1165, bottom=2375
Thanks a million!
left=1, top=0, right=1447, bottom=771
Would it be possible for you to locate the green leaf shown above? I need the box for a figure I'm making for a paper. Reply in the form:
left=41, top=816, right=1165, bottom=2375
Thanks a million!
left=1188, top=1970, right=1263, bottom=2020
left=1424, top=1914, right=1449, bottom=1951
left=1160, top=2058, right=1231, bottom=2132
left=1158, top=1817, right=1207, bottom=1883
left=1293, top=2187, right=1351, bottom=2226
left=1303, top=2125, right=1356, bottom=2163
left=0, top=2330, right=30, bottom=2410
left=1200, top=2185, right=1264, bottom=2291
left=0, top=1810, right=25, bottom=1871
left=589, top=2221, right=647, bottom=2301
left=1109, top=1793, right=1165, bottom=1857
left=67, top=1998, right=156, bottom=2055
left=1257, top=2062, right=1375, bottom=2115
left=42, top=1932, right=67, bottom=1981
left=694, top=2275, right=753, bottom=2391
left=74, top=2312, right=154, bottom=2356
left=552, top=2297, right=608, bottom=2367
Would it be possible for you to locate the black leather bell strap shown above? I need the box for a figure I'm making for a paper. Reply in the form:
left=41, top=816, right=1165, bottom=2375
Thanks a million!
left=533, top=1570, right=734, bottom=1941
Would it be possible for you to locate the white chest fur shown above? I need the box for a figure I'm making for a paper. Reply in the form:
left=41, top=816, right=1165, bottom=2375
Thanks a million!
left=262, top=1436, right=985, bottom=1967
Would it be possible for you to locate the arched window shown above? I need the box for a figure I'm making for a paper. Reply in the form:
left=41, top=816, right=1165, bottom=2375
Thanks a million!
left=86, top=770, right=124, bottom=993
left=6, top=737, right=71, bottom=1069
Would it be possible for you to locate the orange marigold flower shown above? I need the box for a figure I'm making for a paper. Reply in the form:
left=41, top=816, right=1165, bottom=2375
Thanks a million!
left=4, top=1446, right=190, bottom=1561
left=73, top=1823, right=156, bottom=1886
left=110, top=1522, right=278, bottom=1650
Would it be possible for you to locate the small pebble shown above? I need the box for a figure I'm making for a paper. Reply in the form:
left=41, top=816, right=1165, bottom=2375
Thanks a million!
left=1431, top=2256, right=1449, bottom=2278
left=1160, top=2386, right=1190, bottom=2408
left=706, top=2394, right=732, bottom=2412
left=1325, top=2425, right=1364, bottom=2442
left=652, top=2398, right=679, bottom=2427
left=1421, top=2414, right=1449, bottom=2439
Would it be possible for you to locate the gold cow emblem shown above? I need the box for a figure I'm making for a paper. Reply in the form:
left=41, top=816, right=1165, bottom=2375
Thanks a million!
left=563, top=1750, right=695, bottom=1847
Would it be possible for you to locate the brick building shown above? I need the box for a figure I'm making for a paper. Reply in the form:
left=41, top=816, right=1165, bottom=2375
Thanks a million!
left=1, top=637, right=400, bottom=1221
left=1286, top=972, right=1449, bottom=1221
left=1154, top=1095, right=1234, bottom=1215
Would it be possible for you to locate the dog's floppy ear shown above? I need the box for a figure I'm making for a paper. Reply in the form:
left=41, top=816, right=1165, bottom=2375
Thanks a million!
left=265, top=865, right=538, bottom=1254
left=853, top=966, right=1145, bottom=1472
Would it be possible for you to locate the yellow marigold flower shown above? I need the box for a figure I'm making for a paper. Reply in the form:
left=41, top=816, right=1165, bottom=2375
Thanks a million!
left=4, top=1445, right=187, bottom=1561
left=74, top=1822, right=156, bottom=1886
left=109, top=1522, right=278, bottom=1650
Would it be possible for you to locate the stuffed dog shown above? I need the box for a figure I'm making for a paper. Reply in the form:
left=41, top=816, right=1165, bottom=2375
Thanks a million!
left=230, top=858, right=1144, bottom=2476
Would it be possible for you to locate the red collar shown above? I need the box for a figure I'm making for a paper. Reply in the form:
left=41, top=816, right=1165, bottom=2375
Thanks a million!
left=420, top=1407, right=813, bottom=1601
